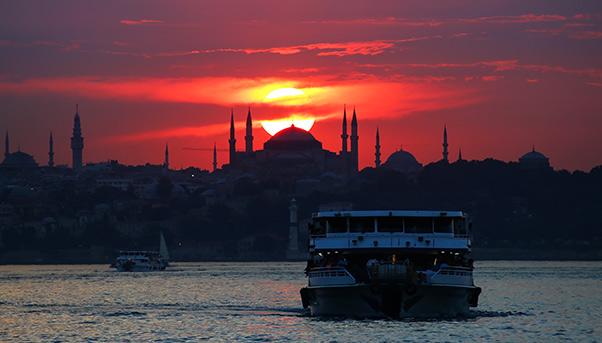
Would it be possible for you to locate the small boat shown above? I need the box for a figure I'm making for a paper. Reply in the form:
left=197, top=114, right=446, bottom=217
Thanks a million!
left=300, top=210, right=481, bottom=318
left=112, top=232, right=170, bottom=272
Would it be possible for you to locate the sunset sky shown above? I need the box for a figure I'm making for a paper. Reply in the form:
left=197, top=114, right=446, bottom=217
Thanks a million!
left=1, top=1, right=601, bottom=171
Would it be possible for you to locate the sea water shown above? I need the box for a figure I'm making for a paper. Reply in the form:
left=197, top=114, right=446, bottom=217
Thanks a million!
left=0, top=261, right=600, bottom=342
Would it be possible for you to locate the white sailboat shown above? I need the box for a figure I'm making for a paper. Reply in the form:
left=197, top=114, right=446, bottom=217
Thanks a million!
left=159, top=231, right=170, bottom=269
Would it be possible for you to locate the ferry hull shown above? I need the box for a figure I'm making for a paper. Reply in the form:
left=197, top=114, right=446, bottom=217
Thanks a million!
left=115, top=261, right=163, bottom=272
left=301, top=284, right=480, bottom=318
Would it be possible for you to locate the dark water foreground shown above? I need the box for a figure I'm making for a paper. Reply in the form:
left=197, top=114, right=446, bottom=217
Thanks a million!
left=0, top=261, right=600, bottom=342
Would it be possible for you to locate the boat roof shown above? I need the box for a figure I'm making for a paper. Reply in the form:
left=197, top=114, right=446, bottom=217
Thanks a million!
left=313, top=210, right=465, bottom=218
left=118, top=250, right=160, bottom=255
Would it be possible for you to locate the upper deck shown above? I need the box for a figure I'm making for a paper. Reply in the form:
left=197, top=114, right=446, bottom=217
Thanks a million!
left=309, top=210, right=471, bottom=252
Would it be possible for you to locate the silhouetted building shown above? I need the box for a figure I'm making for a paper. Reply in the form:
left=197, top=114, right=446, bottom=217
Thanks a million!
left=226, top=107, right=359, bottom=177
left=70, top=105, right=84, bottom=171
left=442, top=125, right=449, bottom=163
left=48, top=132, right=55, bottom=167
left=519, top=147, right=551, bottom=170
left=350, top=108, right=359, bottom=172
left=213, top=142, right=217, bottom=172
left=229, top=109, right=236, bottom=165
left=457, top=148, right=464, bottom=162
left=163, top=144, right=169, bottom=170
left=245, top=107, right=253, bottom=154
left=1, top=150, right=38, bottom=170
left=375, top=127, right=381, bottom=168
left=341, top=105, right=349, bottom=168
left=4, top=132, right=9, bottom=159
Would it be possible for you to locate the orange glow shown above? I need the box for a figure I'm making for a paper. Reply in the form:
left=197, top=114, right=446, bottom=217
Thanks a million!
left=260, top=115, right=315, bottom=135
left=265, top=87, right=305, bottom=100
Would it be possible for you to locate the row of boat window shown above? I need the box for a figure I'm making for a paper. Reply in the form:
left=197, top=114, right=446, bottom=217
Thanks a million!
left=311, top=217, right=467, bottom=235
left=309, top=271, right=349, bottom=278
left=438, top=270, right=471, bottom=276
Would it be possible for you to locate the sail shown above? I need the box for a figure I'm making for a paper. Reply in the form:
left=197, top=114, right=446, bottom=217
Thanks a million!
left=159, top=231, right=170, bottom=260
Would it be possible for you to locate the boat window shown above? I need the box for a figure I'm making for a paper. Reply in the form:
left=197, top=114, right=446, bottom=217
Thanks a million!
left=377, top=217, right=403, bottom=232
left=454, top=218, right=467, bottom=235
left=328, top=217, right=348, bottom=233
left=404, top=217, right=433, bottom=233
left=310, top=219, right=326, bottom=235
left=434, top=217, right=453, bottom=233
left=349, top=217, right=375, bottom=233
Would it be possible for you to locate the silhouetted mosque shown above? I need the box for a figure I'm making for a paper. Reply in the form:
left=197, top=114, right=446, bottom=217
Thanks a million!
left=519, top=147, right=551, bottom=170
left=225, top=106, right=359, bottom=176
left=0, top=103, right=554, bottom=173
left=1, top=132, right=38, bottom=170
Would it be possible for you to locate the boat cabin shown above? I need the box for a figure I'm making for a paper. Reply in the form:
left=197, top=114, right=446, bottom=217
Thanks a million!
left=309, top=210, right=471, bottom=252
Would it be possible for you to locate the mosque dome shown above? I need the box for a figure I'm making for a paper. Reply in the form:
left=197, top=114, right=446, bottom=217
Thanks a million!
left=264, top=125, right=323, bottom=151
left=1, top=151, right=39, bottom=170
left=519, top=148, right=551, bottom=170
left=519, top=150, right=548, bottom=161
left=382, top=148, right=422, bottom=174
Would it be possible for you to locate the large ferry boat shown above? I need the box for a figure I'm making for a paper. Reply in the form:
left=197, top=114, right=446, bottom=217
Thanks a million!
left=300, top=210, right=481, bottom=318
left=112, top=232, right=170, bottom=272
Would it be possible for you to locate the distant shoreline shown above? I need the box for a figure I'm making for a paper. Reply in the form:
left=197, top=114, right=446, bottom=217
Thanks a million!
left=1, top=247, right=601, bottom=264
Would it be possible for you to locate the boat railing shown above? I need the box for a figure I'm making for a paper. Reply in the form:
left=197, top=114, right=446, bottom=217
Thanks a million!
left=427, top=266, right=473, bottom=286
left=308, top=267, right=356, bottom=287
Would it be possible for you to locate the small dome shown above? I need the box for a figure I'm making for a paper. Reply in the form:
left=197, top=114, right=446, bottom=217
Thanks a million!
left=519, top=148, right=551, bottom=170
left=519, top=150, right=548, bottom=161
left=382, top=148, right=422, bottom=174
left=264, top=125, right=322, bottom=151
left=1, top=151, right=38, bottom=170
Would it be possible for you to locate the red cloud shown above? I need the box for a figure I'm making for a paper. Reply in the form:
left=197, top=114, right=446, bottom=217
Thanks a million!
left=305, top=14, right=567, bottom=27
left=0, top=75, right=479, bottom=143
left=200, top=37, right=434, bottom=58
left=120, top=19, right=163, bottom=25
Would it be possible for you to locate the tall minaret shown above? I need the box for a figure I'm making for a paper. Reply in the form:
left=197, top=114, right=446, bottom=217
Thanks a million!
left=375, top=127, right=381, bottom=168
left=341, top=105, right=348, bottom=155
left=442, top=125, right=449, bottom=163
left=163, top=143, right=169, bottom=170
left=229, top=109, right=236, bottom=164
left=212, top=142, right=217, bottom=172
left=287, top=198, right=299, bottom=257
left=48, top=132, right=55, bottom=167
left=245, top=107, right=253, bottom=154
left=4, top=131, right=9, bottom=158
left=70, top=104, right=84, bottom=171
left=350, top=107, right=359, bottom=172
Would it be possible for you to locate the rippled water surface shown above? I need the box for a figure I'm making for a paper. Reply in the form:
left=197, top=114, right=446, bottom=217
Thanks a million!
left=0, top=261, right=600, bottom=342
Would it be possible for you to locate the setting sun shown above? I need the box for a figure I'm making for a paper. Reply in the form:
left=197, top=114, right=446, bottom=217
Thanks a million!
left=265, top=87, right=305, bottom=100
left=260, top=115, right=315, bottom=135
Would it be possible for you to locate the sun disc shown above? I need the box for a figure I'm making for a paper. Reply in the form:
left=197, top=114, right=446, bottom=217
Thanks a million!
left=260, top=116, right=315, bottom=135
left=265, top=87, right=305, bottom=100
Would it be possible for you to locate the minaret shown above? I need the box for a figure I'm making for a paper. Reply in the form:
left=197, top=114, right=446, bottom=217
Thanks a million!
left=457, top=148, right=464, bottom=162
left=163, top=143, right=169, bottom=170
left=229, top=109, right=236, bottom=165
left=48, top=132, right=55, bottom=167
left=212, top=142, right=217, bottom=172
left=245, top=107, right=253, bottom=154
left=4, top=131, right=9, bottom=158
left=287, top=198, right=299, bottom=257
left=375, top=127, right=381, bottom=168
left=70, top=104, right=84, bottom=171
left=350, top=107, right=359, bottom=172
left=341, top=105, right=348, bottom=155
left=442, top=125, right=449, bottom=163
